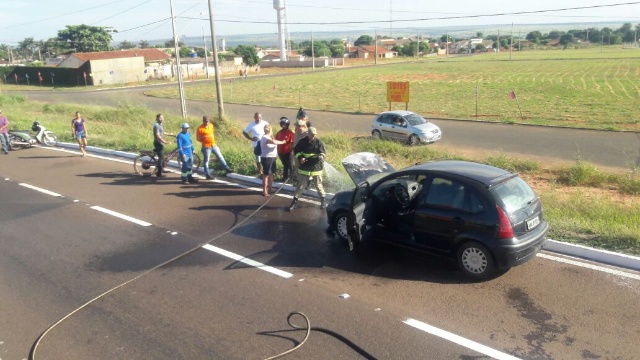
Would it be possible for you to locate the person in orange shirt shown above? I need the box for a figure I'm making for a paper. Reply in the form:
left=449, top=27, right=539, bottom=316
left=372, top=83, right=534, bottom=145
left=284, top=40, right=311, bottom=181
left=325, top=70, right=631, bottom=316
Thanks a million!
left=196, top=115, right=233, bottom=179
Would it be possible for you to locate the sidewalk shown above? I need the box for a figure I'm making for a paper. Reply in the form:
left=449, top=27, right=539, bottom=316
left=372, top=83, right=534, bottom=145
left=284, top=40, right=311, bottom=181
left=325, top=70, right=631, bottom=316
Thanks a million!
left=58, top=142, right=640, bottom=272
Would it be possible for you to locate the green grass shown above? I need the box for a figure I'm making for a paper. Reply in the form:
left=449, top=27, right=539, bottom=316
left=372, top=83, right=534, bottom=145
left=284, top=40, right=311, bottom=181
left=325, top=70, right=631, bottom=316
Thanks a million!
left=146, top=47, right=640, bottom=132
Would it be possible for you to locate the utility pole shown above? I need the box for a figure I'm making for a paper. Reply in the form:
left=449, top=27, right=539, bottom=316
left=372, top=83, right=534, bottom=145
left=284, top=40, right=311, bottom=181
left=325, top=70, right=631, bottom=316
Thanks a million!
left=208, top=0, right=224, bottom=118
left=311, top=31, right=315, bottom=70
left=375, top=30, right=378, bottom=65
left=202, top=27, right=209, bottom=79
left=509, top=23, right=513, bottom=61
left=169, top=0, right=187, bottom=119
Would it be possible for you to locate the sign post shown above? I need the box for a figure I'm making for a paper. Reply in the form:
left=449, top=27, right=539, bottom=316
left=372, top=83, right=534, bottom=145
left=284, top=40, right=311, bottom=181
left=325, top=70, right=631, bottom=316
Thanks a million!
left=386, top=81, right=410, bottom=110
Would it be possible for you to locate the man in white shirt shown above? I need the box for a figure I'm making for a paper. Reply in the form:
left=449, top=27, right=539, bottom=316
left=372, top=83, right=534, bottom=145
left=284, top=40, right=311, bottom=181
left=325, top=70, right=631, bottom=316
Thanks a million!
left=242, top=112, right=268, bottom=174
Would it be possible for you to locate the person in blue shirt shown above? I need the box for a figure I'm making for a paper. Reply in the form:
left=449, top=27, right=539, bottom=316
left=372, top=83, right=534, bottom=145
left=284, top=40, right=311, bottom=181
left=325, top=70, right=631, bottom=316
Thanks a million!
left=176, top=123, right=198, bottom=184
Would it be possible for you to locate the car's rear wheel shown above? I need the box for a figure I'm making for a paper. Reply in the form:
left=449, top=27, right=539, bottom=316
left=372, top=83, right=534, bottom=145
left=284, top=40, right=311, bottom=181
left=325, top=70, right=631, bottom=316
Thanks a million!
left=332, top=211, right=349, bottom=242
left=371, top=130, right=382, bottom=139
left=456, top=242, right=497, bottom=280
left=408, top=134, right=420, bottom=146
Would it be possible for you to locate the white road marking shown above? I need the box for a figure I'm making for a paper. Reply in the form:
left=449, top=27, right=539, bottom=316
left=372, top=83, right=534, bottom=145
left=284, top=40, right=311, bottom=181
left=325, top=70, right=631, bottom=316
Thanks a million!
left=403, top=318, right=521, bottom=360
left=19, top=183, right=63, bottom=197
left=201, top=244, right=293, bottom=279
left=90, top=206, right=152, bottom=227
left=537, top=253, right=640, bottom=280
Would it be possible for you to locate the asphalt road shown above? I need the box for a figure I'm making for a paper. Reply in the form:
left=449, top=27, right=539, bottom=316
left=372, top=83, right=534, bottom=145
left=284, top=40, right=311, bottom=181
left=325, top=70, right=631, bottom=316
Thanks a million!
left=1, top=146, right=639, bottom=359
left=19, top=82, right=640, bottom=173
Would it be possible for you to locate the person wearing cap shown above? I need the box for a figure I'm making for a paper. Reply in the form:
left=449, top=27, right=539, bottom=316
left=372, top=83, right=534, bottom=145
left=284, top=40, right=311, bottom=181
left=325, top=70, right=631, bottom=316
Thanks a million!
left=242, top=112, right=268, bottom=175
left=196, top=115, right=233, bottom=179
left=153, top=113, right=173, bottom=177
left=0, top=110, right=9, bottom=154
left=288, top=126, right=327, bottom=211
left=275, top=117, right=294, bottom=182
left=176, top=122, right=198, bottom=184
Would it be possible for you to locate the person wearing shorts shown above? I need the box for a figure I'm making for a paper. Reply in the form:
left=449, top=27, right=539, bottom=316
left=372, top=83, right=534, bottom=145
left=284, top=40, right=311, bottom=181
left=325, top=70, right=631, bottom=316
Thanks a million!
left=71, top=111, right=88, bottom=157
left=259, top=124, right=285, bottom=196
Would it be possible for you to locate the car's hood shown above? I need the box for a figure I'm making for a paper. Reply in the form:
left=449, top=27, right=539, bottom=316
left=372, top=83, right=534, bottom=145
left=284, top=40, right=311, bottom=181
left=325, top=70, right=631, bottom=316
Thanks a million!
left=342, top=152, right=395, bottom=186
left=412, top=122, right=440, bottom=133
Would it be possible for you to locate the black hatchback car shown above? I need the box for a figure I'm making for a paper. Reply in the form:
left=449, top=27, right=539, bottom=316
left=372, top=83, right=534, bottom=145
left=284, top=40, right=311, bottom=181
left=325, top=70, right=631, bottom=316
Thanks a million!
left=326, top=153, right=548, bottom=280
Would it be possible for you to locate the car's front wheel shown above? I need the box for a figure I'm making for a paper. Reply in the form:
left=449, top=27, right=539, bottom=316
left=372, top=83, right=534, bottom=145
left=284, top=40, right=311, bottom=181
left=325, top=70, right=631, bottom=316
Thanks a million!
left=332, top=211, right=349, bottom=242
left=371, top=130, right=382, bottom=139
left=456, top=242, right=497, bottom=280
left=408, top=134, right=420, bottom=146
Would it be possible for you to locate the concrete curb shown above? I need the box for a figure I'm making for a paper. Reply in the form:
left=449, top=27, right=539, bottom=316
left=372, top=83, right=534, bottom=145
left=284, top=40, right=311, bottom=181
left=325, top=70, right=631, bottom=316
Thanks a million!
left=53, top=142, right=640, bottom=272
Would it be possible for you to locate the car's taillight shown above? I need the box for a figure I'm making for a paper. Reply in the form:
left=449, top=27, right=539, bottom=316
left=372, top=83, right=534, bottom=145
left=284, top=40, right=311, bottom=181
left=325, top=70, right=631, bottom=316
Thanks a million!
left=496, top=205, right=514, bottom=239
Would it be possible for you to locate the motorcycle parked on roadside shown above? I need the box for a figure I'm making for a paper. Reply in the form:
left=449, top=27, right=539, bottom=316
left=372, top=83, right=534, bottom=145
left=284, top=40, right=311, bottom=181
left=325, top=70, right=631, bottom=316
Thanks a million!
left=9, top=121, right=58, bottom=150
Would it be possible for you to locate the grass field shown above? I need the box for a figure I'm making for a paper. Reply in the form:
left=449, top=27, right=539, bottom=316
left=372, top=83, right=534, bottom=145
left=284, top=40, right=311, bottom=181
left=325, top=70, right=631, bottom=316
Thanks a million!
left=147, top=47, right=640, bottom=131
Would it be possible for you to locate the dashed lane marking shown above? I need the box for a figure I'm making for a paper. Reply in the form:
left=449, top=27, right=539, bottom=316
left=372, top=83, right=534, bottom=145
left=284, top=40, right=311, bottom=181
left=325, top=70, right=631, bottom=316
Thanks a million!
left=19, top=183, right=63, bottom=197
left=90, top=206, right=152, bottom=227
left=202, top=244, right=293, bottom=279
left=403, top=318, right=521, bottom=360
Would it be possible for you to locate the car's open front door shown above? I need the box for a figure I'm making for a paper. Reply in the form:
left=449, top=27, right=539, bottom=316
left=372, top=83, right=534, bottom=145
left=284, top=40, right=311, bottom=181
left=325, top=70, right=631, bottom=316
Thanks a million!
left=346, top=182, right=370, bottom=252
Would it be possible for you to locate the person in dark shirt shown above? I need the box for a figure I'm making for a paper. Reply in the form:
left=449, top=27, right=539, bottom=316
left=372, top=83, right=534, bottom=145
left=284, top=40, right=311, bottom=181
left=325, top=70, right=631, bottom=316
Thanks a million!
left=288, top=126, right=326, bottom=211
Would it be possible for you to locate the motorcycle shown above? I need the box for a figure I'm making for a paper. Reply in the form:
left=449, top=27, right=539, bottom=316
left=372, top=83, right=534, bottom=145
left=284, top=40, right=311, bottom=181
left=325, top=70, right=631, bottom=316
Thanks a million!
left=9, top=121, right=58, bottom=150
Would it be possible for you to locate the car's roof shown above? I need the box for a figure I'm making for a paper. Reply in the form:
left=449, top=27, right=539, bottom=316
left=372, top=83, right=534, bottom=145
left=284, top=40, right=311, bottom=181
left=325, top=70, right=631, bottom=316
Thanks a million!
left=404, top=160, right=514, bottom=186
left=377, top=110, right=415, bottom=117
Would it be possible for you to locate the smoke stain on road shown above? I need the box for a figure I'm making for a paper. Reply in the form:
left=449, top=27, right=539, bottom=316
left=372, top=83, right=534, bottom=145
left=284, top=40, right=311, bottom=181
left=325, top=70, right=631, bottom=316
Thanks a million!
left=505, top=287, right=571, bottom=359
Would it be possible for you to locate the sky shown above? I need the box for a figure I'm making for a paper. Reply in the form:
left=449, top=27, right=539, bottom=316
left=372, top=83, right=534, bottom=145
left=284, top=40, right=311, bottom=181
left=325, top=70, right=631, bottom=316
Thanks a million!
left=1, top=0, right=639, bottom=46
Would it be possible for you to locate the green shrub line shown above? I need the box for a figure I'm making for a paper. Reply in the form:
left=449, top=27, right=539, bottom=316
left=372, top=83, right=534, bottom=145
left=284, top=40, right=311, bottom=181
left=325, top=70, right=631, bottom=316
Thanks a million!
left=1, top=93, right=638, bottom=256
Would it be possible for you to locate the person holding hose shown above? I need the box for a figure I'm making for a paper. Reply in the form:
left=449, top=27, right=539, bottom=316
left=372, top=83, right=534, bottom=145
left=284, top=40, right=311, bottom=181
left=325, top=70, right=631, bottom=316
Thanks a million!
left=288, top=126, right=326, bottom=211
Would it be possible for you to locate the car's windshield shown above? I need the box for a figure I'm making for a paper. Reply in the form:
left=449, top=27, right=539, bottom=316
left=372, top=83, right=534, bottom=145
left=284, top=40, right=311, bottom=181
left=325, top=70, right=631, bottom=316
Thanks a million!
left=342, top=152, right=395, bottom=186
left=405, top=113, right=427, bottom=126
left=492, top=177, right=537, bottom=213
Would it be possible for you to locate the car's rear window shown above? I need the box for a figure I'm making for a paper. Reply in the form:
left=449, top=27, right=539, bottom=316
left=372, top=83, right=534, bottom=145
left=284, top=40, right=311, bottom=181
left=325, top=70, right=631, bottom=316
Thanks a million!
left=492, top=177, right=537, bottom=213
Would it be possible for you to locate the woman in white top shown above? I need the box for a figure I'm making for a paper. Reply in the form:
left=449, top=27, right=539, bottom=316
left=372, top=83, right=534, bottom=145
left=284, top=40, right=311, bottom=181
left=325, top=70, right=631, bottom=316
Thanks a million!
left=259, top=124, right=285, bottom=196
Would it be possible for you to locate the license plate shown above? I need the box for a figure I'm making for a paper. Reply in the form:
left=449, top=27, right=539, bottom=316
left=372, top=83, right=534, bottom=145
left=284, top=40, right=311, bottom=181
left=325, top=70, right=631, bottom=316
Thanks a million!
left=527, top=216, right=540, bottom=230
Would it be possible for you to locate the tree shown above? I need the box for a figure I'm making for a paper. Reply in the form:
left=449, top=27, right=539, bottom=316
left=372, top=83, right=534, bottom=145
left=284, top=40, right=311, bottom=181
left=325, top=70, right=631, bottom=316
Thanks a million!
left=559, top=33, right=574, bottom=46
left=118, top=40, right=136, bottom=49
left=0, top=44, right=8, bottom=60
left=475, top=32, right=484, bottom=38
left=548, top=30, right=563, bottom=40
left=40, top=38, right=62, bottom=57
left=57, top=24, right=114, bottom=52
left=164, top=39, right=184, bottom=48
left=526, top=31, right=542, bottom=43
left=329, top=43, right=345, bottom=58
left=233, top=45, right=259, bottom=66
left=354, top=35, right=373, bottom=46
left=139, top=40, right=150, bottom=49
left=18, top=37, right=39, bottom=59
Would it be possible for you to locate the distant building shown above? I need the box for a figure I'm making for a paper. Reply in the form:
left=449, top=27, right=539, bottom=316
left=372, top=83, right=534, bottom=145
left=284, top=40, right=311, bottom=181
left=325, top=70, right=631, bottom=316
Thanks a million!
left=57, top=48, right=171, bottom=85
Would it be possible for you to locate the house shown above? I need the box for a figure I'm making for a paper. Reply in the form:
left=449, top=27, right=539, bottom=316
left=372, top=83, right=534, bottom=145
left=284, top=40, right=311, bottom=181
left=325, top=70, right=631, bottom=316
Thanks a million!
left=57, top=48, right=171, bottom=85
left=346, top=45, right=397, bottom=59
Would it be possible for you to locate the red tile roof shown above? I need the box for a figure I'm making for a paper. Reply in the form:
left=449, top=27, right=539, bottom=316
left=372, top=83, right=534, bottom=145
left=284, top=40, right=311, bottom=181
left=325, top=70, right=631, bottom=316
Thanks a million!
left=72, top=48, right=171, bottom=62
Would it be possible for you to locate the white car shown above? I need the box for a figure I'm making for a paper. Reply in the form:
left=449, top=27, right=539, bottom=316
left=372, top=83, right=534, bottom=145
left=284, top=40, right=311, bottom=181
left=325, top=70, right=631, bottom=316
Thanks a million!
left=371, top=110, right=441, bottom=145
